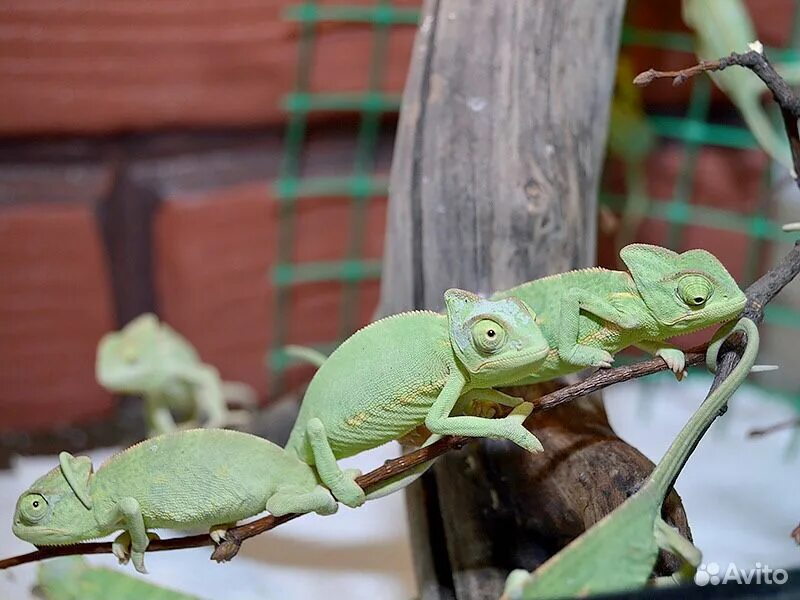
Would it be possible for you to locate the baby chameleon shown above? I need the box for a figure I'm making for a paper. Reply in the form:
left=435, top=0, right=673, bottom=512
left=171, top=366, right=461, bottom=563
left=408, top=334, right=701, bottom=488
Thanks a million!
left=493, top=244, right=747, bottom=383
left=12, top=429, right=352, bottom=574
left=284, top=288, right=550, bottom=505
left=96, top=314, right=256, bottom=437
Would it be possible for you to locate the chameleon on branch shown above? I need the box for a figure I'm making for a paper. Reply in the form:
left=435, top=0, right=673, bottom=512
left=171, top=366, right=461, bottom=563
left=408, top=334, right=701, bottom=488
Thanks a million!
left=283, top=288, right=550, bottom=504
left=502, top=317, right=760, bottom=599
left=12, top=429, right=352, bottom=574
left=35, top=556, right=201, bottom=600
left=492, top=244, right=747, bottom=383
left=96, top=314, right=256, bottom=437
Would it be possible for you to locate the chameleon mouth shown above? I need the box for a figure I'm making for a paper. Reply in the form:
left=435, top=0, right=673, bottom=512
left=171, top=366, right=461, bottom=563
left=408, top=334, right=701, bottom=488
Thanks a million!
left=473, top=346, right=549, bottom=372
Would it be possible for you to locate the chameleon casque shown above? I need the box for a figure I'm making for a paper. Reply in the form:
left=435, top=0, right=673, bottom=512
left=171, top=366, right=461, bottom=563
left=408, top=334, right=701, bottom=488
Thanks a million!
left=492, top=244, right=747, bottom=383
left=96, top=314, right=255, bottom=437
left=502, top=318, right=760, bottom=599
left=12, top=429, right=357, bottom=574
left=284, top=288, right=550, bottom=503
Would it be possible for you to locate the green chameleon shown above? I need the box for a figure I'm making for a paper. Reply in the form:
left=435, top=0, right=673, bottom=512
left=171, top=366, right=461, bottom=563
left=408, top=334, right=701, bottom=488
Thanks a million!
left=283, top=288, right=550, bottom=503
left=12, top=429, right=359, bottom=574
left=502, top=317, right=760, bottom=599
left=287, top=246, right=745, bottom=495
left=492, top=244, right=747, bottom=383
left=35, top=556, right=201, bottom=600
left=682, top=0, right=798, bottom=170
left=96, top=313, right=256, bottom=437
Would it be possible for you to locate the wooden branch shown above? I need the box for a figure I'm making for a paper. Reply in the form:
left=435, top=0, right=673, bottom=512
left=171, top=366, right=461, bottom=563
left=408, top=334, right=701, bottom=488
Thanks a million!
left=634, top=49, right=800, bottom=186
left=2, top=240, right=797, bottom=572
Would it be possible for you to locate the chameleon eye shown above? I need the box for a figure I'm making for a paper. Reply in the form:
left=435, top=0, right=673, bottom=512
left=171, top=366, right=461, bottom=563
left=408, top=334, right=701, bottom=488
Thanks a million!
left=471, top=319, right=506, bottom=353
left=678, top=275, right=712, bottom=308
left=19, top=493, right=48, bottom=524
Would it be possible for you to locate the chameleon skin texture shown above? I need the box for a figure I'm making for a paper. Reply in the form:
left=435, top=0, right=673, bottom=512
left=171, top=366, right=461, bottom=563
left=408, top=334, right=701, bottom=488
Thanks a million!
left=503, top=318, right=760, bottom=599
left=12, top=429, right=338, bottom=573
left=96, top=314, right=253, bottom=436
left=36, top=556, right=200, bottom=600
left=493, top=244, right=747, bottom=383
left=285, top=289, right=550, bottom=463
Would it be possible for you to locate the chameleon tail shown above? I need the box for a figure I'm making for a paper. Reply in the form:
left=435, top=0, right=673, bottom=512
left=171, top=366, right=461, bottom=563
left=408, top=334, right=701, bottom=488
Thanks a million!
left=647, top=318, right=759, bottom=499
left=364, top=435, right=442, bottom=501
left=283, top=345, right=328, bottom=369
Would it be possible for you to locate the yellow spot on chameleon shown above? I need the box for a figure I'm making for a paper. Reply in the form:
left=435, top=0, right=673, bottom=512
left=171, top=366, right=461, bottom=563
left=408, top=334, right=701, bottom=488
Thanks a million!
left=346, top=412, right=369, bottom=427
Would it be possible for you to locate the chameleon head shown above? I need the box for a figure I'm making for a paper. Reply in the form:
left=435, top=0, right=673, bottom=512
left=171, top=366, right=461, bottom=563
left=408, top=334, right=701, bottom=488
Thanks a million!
left=12, top=452, right=101, bottom=546
left=96, top=313, right=165, bottom=392
left=444, top=288, right=549, bottom=385
left=620, top=244, right=746, bottom=334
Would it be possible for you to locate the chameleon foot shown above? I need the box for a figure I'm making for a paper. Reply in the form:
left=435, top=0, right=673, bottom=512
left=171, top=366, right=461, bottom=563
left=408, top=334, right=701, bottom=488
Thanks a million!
left=566, top=346, right=614, bottom=369
left=209, top=524, right=234, bottom=544
left=112, top=531, right=159, bottom=573
left=499, top=402, right=543, bottom=453
left=656, top=348, right=687, bottom=380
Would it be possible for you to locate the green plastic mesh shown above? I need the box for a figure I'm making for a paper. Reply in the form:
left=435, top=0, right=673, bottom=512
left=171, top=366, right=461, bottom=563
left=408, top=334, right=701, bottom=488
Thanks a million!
left=270, top=2, right=800, bottom=412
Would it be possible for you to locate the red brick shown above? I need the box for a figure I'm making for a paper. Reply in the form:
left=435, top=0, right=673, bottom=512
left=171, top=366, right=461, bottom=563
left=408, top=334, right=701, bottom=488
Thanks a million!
left=0, top=203, right=115, bottom=431
left=154, top=183, right=276, bottom=399
left=0, top=1, right=419, bottom=136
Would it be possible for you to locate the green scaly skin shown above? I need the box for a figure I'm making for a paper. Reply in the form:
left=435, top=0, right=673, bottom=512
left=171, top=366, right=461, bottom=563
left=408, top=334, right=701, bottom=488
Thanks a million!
left=502, top=318, right=760, bottom=599
left=36, top=556, right=201, bottom=600
left=12, top=429, right=349, bottom=574
left=493, top=244, right=747, bottom=383
left=96, top=314, right=256, bottom=437
left=284, top=288, right=550, bottom=505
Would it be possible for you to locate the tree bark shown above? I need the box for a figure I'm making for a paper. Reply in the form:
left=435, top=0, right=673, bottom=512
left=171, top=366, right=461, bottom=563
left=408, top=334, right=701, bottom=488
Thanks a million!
left=379, top=1, right=690, bottom=598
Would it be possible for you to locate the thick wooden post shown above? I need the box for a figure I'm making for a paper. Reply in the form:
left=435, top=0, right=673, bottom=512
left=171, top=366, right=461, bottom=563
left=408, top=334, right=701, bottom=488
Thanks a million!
left=379, top=2, right=689, bottom=599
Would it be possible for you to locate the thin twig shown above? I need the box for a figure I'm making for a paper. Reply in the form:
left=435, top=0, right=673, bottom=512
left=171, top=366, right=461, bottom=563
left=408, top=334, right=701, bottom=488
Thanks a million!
left=634, top=49, right=800, bottom=186
left=1, top=242, right=797, bottom=570
left=748, top=417, right=800, bottom=438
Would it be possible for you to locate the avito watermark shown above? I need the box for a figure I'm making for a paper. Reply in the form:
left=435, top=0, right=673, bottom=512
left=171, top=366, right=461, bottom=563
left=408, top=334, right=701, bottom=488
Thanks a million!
left=695, top=562, right=789, bottom=586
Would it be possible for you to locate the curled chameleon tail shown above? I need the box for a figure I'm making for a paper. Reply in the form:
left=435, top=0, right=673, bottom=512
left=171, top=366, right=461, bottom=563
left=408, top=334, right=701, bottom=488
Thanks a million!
left=503, top=317, right=761, bottom=600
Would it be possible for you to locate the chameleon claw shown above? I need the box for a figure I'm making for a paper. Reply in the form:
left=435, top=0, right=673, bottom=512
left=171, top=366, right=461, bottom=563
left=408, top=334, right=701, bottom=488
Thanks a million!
left=131, top=551, right=148, bottom=574
left=112, top=532, right=131, bottom=565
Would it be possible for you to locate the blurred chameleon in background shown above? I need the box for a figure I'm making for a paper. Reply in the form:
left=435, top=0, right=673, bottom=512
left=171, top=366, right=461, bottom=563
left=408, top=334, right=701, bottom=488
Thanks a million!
left=96, top=314, right=256, bottom=437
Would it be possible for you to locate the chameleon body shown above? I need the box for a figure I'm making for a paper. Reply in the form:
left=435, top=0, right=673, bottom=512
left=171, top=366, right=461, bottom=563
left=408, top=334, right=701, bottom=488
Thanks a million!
left=96, top=314, right=255, bottom=437
left=493, top=244, right=747, bottom=383
left=12, top=429, right=348, bottom=574
left=35, top=556, right=201, bottom=600
left=502, top=318, right=760, bottom=599
left=284, top=289, right=550, bottom=503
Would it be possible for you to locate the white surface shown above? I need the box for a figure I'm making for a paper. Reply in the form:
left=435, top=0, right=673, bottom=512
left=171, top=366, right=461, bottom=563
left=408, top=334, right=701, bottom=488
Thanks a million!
left=605, top=373, right=800, bottom=572
left=1, top=376, right=798, bottom=599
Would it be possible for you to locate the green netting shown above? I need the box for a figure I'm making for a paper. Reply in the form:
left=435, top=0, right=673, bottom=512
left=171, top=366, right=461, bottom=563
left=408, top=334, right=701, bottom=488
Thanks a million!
left=269, top=1, right=416, bottom=389
left=270, top=3, right=800, bottom=409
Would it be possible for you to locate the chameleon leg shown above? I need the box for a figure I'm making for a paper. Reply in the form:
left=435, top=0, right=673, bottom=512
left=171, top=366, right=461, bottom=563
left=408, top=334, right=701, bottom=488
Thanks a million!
left=266, top=484, right=339, bottom=516
left=180, top=365, right=230, bottom=429
left=425, top=373, right=543, bottom=453
left=109, top=497, right=153, bottom=574
left=305, top=418, right=366, bottom=509
left=558, top=288, right=640, bottom=368
left=654, top=517, right=702, bottom=583
left=635, top=340, right=687, bottom=380
left=145, top=397, right=178, bottom=437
